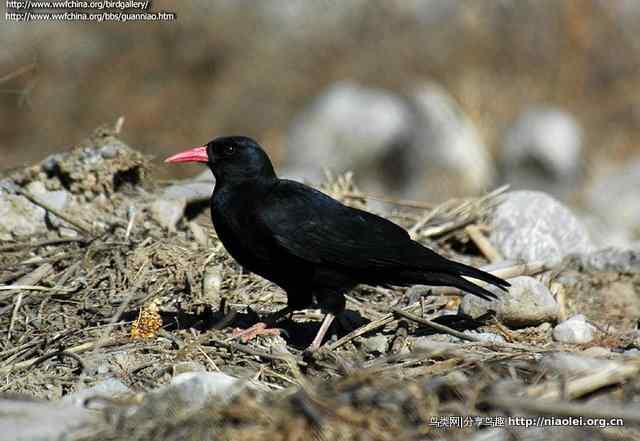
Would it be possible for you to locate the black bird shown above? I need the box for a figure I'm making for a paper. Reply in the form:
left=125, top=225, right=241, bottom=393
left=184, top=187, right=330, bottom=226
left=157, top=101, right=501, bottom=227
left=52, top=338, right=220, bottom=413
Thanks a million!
left=166, top=136, right=509, bottom=350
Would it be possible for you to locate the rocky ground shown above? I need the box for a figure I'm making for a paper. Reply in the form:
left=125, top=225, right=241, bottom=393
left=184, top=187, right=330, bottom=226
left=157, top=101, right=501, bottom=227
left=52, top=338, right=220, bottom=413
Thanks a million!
left=1, top=130, right=640, bottom=440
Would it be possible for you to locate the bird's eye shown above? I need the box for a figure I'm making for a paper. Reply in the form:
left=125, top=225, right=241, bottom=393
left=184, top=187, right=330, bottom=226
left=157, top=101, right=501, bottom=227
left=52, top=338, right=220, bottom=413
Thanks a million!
left=222, top=145, right=235, bottom=156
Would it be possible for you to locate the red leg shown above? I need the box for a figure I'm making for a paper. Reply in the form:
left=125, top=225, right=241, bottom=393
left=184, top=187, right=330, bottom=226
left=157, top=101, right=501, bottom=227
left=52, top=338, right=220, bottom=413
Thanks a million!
left=307, top=313, right=335, bottom=351
left=231, top=306, right=293, bottom=342
left=232, top=322, right=281, bottom=341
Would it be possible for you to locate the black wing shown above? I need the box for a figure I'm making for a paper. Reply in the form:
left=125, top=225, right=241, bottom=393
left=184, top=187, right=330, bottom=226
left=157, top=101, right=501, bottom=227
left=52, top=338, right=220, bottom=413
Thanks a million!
left=255, top=180, right=424, bottom=270
left=255, top=180, right=509, bottom=300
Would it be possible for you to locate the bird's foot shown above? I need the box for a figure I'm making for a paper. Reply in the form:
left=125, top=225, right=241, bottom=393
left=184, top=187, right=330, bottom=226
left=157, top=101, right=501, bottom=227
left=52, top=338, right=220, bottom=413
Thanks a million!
left=231, top=322, right=281, bottom=342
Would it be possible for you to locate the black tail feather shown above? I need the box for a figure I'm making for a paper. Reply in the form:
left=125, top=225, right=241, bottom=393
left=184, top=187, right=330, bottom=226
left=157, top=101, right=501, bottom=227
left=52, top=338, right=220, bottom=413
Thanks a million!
left=400, top=257, right=510, bottom=301
left=429, top=272, right=501, bottom=301
left=449, top=261, right=511, bottom=290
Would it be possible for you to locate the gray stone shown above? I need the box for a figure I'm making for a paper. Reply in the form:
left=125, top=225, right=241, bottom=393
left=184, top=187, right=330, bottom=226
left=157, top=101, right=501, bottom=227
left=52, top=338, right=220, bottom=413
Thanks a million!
left=460, top=276, right=559, bottom=328
left=0, top=399, right=100, bottom=441
left=63, top=378, right=130, bottom=408
left=553, top=315, right=596, bottom=344
left=501, top=107, right=583, bottom=194
left=100, top=143, right=119, bottom=158
left=150, top=197, right=186, bottom=231
left=0, top=191, right=47, bottom=240
left=172, top=362, right=207, bottom=376
left=362, top=335, right=389, bottom=354
left=581, top=346, right=610, bottom=358
left=568, top=246, right=640, bottom=273
left=490, top=191, right=594, bottom=265
left=540, top=352, right=618, bottom=375
left=406, top=82, right=495, bottom=201
left=59, top=226, right=79, bottom=238
left=413, top=334, right=461, bottom=348
left=162, top=169, right=214, bottom=204
left=587, top=160, right=640, bottom=240
left=413, top=337, right=461, bottom=353
left=464, top=331, right=506, bottom=344
left=25, top=181, right=71, bottom=228
left=163, top=372, right=241, bottom=407
left=284, top=81, right=412, bottom=186
left=201, top=264, right=223, bottom=306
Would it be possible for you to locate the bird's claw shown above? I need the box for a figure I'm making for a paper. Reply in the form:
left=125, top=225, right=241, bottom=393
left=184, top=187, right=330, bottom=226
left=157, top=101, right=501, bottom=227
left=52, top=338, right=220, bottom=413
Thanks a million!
left=231, top=322, right=281, bottom=342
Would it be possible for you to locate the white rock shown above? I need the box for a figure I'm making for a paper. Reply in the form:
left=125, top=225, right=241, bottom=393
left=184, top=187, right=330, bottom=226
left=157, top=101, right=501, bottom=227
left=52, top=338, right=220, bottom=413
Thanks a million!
left=0, top=192, right=47, bottom=240
left=502, top=107, right=583, bottom=186
left=406, top=82, right=495, bottom=200
left=587, top=160, right=640, bottom=239
left=463, top=331, right=506, bottom=344
left=362, top=335, right=389, bottom=354
left=172, top=362, right=207, bottom=376
left=285, top=81, right=412, bottom=185
left=490, top=191, right=594, bottom=265
left=581, top=346, right=610, bottom=358
left=26, top=181, right=71, bottom=228
left=541, top=352, right=617, bottom=375
left=459, top=276, right=559, bottom=328
left=164, top=372, right=241, bottom=407
left=163, top=169, right=214, bottom=204
left=553, top=315, right=596, bottom=344
left=0, top=399, right=100, bottom=441
left=150, top=197, right=186, bottom=231
left=571, top=246, right=640, bottom=273
left=63, top=378, right=129, bottom=408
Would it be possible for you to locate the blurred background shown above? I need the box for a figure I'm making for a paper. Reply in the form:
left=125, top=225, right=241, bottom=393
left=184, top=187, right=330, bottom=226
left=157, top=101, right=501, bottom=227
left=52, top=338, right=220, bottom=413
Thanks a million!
left=2, top=0, right=639, bottom=243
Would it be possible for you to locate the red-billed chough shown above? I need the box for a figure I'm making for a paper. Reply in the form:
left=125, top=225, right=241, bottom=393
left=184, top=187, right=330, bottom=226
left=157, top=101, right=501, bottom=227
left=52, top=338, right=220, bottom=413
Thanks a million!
left=166, top=136, right=509, bottom=350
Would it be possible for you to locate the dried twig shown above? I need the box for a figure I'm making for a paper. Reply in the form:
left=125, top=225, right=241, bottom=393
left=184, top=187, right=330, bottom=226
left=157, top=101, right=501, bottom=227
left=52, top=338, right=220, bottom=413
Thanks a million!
left=325, top=303, right=422, bottom=351
left=342, top=191, right=434, bottom=210
left=0, top=336, right=120, bottom=375
left=465, top=224, right=503, bottom=262
left=392, top=308, right=480, bottom=342
left=0, top=63, right=36, bottom=84
left=526, top=361, right=640, bottom=400
left=0, top=237, right=88, bottom=252
left=0, top=263, right=54, bottom=302
left=205, top=339, right=307, bottom=367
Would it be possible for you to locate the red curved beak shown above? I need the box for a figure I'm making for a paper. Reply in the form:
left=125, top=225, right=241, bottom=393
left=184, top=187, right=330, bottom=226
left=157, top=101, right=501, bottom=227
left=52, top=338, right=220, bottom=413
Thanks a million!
left=165, top=146, right=208, bottom=164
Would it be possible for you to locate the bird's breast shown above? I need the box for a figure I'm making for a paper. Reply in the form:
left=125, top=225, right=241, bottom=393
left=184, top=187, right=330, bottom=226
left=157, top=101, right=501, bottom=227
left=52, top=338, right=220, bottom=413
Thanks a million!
left=210, top=191, right=276, bottom=272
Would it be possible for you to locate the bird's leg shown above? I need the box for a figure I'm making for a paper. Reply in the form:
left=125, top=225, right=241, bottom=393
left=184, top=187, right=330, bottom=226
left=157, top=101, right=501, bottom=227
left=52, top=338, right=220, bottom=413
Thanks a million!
left=231, top=306, right=293, bottom=342
left=307, top=313, right=335, bottom=351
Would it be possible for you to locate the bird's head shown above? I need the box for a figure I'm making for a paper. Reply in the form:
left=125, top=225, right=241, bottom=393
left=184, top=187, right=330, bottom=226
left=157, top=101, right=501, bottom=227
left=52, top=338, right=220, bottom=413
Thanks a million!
left=165, top=136, right=276, bottom=185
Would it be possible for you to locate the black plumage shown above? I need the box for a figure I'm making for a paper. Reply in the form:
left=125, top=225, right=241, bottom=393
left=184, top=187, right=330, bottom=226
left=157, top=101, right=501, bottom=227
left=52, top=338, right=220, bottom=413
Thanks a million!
left=166, top=136, right=508, bottom=349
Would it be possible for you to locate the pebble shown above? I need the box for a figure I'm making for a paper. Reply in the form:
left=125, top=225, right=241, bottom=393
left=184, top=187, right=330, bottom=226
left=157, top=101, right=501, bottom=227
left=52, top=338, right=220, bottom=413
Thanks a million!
left=0, top=398, right=100, bottom=441
left=284, top=81, right=412, bottom=188
left=63, top=378, right=130, bottom=408
left=490, top=191, right=594, bottom=265
left=362, top=335, right=389, bottom=354
left=26, top=181, right=71, bottom=228
left=553, top=315, right=596, bottom=344
left=150, top=197, right=187, bottom=231
left=201, top=264, right=223, bottom=307
left=463, top=331, right=506, bottom=344
left=501, top=106, right=583, bottom=194
left=172, top=362, right=207, bottom=376
left=162, top=372, right=241, bottom=407
left=406, top=82, right=495, bottom=201
left=459, top=276, right=559, bottom=328
left=0, top=191, right=47, bottom=240
left=541, top=352, right=618, bottom=375
left=581, top=346, right=610, bottom=358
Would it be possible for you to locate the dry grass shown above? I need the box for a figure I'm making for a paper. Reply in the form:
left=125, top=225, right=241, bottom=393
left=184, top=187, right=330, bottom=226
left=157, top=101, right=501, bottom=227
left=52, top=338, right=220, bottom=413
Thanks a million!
left=1, top=134, right=640, bottom=440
